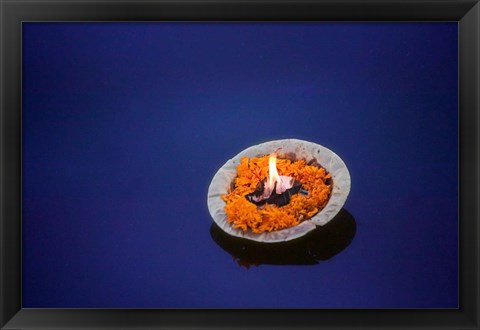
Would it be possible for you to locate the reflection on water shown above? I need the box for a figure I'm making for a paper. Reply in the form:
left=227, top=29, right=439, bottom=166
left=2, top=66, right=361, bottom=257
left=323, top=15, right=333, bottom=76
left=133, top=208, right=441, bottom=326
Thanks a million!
left=210, top=208, right=356, bottom=268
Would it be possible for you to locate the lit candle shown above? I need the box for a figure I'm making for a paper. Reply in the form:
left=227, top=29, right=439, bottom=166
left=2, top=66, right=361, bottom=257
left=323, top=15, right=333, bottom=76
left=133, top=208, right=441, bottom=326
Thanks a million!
left=250, top=150, right=296, bottom=203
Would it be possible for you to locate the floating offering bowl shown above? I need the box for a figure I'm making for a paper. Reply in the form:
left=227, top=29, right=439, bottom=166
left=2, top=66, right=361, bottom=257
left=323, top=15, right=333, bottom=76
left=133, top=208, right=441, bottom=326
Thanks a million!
left=207, top=139, right=351, bottom=243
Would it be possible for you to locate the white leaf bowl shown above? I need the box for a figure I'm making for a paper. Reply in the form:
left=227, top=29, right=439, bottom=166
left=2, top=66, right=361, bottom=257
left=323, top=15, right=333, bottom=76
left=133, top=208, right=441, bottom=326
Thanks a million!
left=207, top=139, right=351, bottom=243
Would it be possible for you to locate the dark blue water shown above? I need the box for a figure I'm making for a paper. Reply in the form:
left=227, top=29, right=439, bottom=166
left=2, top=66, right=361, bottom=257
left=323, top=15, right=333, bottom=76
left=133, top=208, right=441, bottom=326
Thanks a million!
left=22, top=22, right=458, bottom=308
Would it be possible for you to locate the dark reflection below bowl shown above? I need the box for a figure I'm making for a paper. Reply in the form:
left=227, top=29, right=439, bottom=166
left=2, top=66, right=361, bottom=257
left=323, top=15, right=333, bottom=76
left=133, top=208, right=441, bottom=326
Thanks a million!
left=210, top=208, right=356, bottom=268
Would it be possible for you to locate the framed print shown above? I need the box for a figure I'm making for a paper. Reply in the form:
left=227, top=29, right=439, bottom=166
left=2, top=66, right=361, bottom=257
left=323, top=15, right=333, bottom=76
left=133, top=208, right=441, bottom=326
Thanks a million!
left=1, top=0, right=479, bottom=329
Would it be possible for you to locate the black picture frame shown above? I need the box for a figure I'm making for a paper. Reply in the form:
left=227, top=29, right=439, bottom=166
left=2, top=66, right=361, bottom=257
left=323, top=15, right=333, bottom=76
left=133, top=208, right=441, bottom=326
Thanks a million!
left=1, top=0, right=479, bottom=329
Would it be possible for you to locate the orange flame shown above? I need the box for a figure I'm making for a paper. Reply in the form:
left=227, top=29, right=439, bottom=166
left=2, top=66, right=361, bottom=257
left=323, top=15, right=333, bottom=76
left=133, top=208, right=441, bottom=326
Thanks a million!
left=264, top=149, right=293, bottom=196
left=267, top=151, right=282, bottom=194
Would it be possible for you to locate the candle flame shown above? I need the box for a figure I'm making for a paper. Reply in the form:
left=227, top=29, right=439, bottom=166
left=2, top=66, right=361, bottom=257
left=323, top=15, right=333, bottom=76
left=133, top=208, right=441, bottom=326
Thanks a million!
left=249, top=149, right=295, bottom=203
left=268, top=151, right=281, bottom=193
